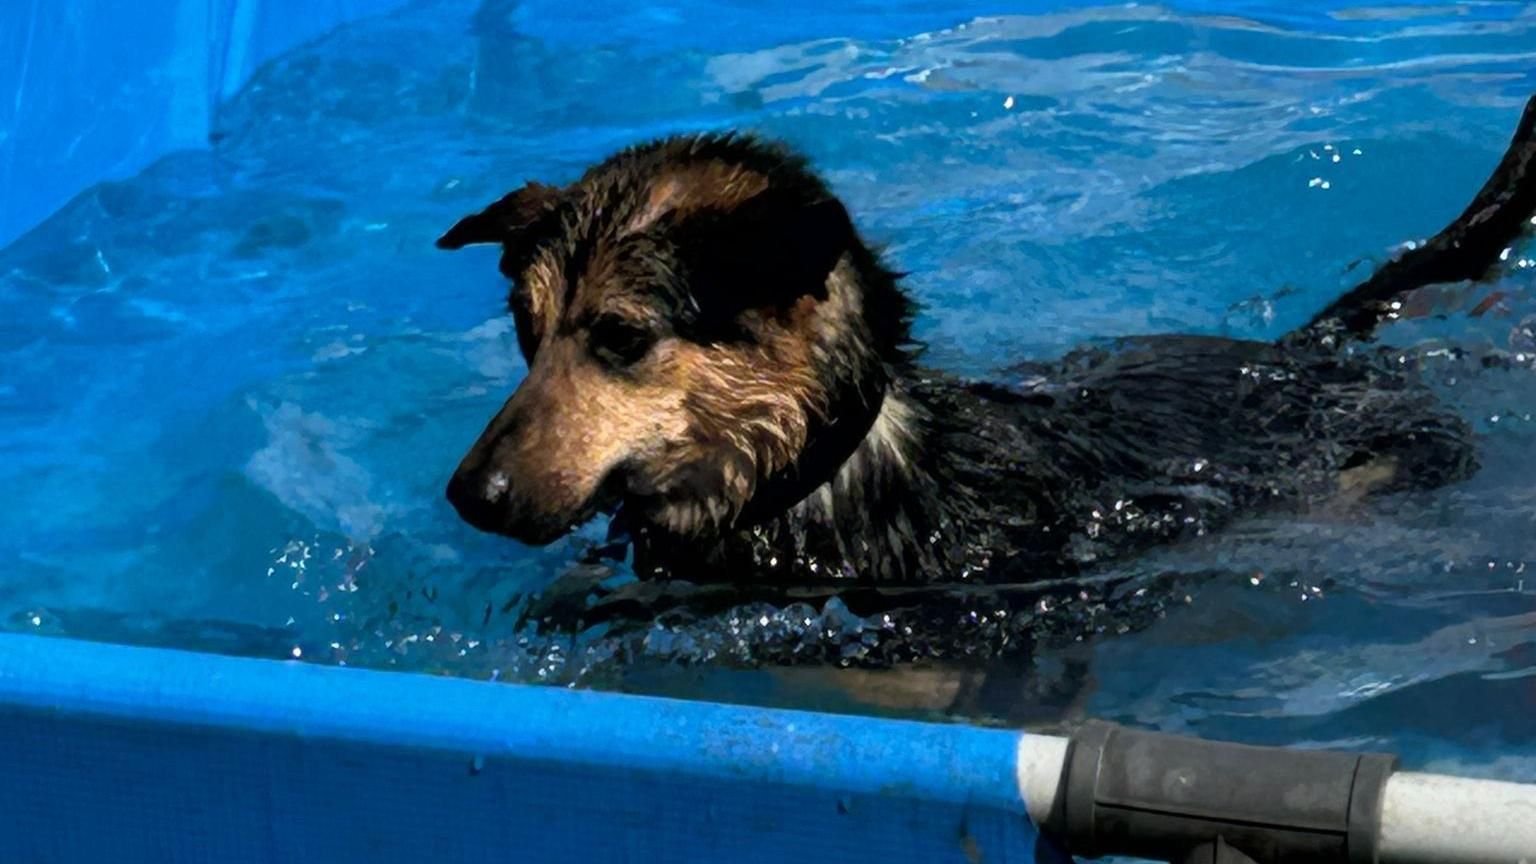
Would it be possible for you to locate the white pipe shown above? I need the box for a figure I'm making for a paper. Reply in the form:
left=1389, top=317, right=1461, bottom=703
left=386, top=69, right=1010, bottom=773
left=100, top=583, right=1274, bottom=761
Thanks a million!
left=1012, top=735, right=1536, bottom=863
left=1015, top=733, right=1070, bottom=826
left=1379, top=771, right=1536, bottom=864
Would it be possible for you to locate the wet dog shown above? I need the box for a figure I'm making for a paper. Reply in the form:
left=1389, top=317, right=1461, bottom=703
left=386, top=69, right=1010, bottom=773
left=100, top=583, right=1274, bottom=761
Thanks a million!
left=439, top=95, right=1536, bottom=667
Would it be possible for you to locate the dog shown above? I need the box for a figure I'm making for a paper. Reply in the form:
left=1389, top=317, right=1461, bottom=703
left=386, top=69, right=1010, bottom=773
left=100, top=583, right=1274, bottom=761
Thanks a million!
left=438, top=94, right=1536, bottom=673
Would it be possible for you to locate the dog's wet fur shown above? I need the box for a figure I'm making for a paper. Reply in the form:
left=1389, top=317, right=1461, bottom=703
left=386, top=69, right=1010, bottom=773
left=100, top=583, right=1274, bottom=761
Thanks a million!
left=439, top=96, right=1536, bottom=678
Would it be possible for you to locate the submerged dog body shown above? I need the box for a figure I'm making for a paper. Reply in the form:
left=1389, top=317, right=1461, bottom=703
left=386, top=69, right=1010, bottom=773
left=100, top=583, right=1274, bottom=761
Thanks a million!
left=644, top=337, right=1474, bottom=588
left=441, top=96, right=1535, bottom=630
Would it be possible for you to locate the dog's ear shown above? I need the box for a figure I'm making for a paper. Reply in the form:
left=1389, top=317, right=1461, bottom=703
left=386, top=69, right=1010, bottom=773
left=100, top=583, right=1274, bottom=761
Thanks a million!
left=675, top=185, right=855, bottom=318
left=436, top=182, right=562, bottom=251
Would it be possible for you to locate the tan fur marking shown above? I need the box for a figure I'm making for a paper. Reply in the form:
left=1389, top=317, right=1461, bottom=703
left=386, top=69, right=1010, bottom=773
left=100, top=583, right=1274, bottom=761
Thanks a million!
left=771, top=665, right=975, bottom=713
left=624, top=164, right=771, bottom=234
left=480, top=336, right=692, bottom=529
left=795, top=392, right=919, bottom=527
left=633, top=257, right=874, bottom=534
left=522, top=250, right=564, bottom=340
left=1329, top=455, right=1400, bottom=511
left=635, top=329, right=829, bottom=533
left=861, top=394, right=918, bottom=475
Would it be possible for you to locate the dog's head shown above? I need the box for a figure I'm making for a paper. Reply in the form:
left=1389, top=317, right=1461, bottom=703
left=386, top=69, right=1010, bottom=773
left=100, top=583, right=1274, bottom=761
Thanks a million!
left=440, top=135, right=913, bottom=546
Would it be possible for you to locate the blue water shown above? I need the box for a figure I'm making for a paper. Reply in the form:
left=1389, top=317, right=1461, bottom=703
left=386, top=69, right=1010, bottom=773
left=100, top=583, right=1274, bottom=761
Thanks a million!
left=3, top=0, right=1535, bottom=784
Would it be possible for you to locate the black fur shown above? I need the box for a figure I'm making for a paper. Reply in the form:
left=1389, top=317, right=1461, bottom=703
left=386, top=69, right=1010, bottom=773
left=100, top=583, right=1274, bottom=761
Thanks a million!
left=610, top=337, right=1476, bottom=623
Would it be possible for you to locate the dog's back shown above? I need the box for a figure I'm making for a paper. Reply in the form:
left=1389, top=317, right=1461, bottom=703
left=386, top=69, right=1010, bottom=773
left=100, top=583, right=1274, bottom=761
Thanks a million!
left=967, top=335, right=1475, bottom=570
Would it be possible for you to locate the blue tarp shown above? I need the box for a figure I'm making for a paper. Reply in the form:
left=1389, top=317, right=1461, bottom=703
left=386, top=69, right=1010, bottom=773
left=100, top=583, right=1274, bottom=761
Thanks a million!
left=0, top=0, right=408, bottom=247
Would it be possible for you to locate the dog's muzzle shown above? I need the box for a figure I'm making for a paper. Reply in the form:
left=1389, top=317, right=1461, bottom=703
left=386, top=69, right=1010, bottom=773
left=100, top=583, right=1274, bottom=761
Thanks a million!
left=445, top=465, right=569, bottom=545
left=446, top=457, right=627, bottom=546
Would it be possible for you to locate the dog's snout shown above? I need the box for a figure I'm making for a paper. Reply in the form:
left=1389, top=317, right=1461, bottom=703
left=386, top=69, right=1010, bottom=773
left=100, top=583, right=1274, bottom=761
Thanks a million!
left=446, top=465, right=511, bottom=534
left=447, top=395, right=525, bottom=536
left=445, top=344, right=648, bottom=545
left=445, top=430, right=581, bottom=546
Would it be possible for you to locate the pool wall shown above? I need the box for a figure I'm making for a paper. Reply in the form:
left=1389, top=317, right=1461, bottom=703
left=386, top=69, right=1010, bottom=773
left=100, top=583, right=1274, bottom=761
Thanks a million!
left=0, top=0, right=410, bottom=247
left=0, top=633, right=1050, bottom=864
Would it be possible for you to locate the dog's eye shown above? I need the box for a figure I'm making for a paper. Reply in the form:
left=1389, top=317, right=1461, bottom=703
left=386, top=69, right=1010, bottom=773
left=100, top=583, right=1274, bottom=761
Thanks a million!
left=588, top=318, right=655, bottom=369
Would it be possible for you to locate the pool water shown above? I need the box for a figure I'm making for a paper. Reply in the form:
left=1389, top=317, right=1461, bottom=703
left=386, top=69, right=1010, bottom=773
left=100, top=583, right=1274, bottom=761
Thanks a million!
left=3, top=0, right=1535, bottom=782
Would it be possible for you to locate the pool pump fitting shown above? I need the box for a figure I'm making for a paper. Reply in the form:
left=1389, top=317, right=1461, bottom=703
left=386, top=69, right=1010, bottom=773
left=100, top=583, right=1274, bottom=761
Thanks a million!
left=1047, top=721, right=1398, bottom=864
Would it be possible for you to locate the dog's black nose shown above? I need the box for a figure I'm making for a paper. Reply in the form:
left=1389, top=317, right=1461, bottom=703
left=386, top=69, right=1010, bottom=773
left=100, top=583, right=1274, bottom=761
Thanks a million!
left=446, top=469, right=510, bottom=534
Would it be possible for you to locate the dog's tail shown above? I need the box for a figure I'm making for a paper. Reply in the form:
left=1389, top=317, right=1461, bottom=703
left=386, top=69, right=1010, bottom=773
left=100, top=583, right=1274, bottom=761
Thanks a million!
left=1293, top=92, right=1536, bottom=344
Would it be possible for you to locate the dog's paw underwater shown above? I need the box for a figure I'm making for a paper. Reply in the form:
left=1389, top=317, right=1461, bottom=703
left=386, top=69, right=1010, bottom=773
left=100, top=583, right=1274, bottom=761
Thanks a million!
left=437, top=95, right=1536, bottom=671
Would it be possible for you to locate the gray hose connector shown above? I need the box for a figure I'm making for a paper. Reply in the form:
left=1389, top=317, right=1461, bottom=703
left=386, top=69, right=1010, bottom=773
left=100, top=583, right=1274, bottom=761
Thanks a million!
left=1049, top=721, right=1398, bottom=864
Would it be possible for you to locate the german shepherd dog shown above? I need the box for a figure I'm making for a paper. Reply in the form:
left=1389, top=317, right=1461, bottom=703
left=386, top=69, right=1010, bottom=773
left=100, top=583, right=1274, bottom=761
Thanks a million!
left=440, top=95, right=1536, bottom=668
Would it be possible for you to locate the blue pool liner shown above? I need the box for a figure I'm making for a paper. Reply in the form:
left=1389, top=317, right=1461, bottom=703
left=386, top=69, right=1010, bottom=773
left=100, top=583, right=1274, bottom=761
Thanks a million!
left=0, top=632, right=1051, bottom=864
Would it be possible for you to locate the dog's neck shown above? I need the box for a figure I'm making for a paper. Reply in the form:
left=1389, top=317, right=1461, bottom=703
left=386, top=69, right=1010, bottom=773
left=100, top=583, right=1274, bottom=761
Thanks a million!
left=647, top=371, right=1014, bottom=586
left=785, top=373, right=1030, bottom=579
left=834, top=388, right=924, bottom=490
left=629, top=260, right=1017, bottom=583
left=625, top=374, right=970, bottom=584
left=783, top=386, right=949, bottom=574
left=791, top=387, right=930, bottom=532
